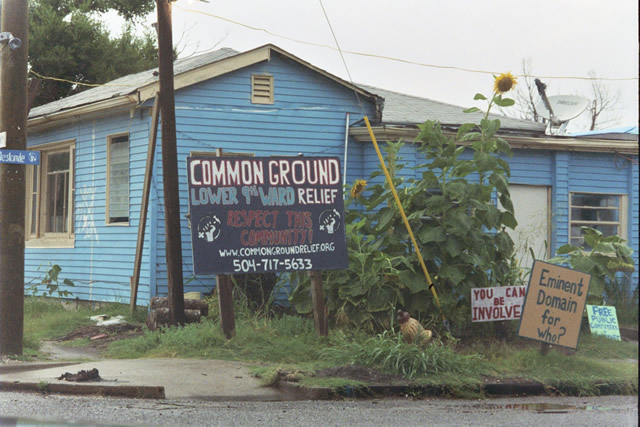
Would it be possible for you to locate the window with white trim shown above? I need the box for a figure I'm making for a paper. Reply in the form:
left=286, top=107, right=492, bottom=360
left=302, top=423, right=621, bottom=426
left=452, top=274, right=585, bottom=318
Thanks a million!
left=106, top=134, right=130, bottom=224
left=251, top=74, right=274, bottom=104
left=569, top=193, right=627, bottom=248
left=25, top=141, right=75, bottom=245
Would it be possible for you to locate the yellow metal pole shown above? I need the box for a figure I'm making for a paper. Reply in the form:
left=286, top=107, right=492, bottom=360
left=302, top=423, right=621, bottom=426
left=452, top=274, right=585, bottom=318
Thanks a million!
left=363, top=116, right=448, bottom=327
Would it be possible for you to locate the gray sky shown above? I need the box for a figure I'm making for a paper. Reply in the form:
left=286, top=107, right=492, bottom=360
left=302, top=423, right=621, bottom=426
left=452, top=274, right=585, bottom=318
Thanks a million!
left=109, top=0, right=639, bottom=132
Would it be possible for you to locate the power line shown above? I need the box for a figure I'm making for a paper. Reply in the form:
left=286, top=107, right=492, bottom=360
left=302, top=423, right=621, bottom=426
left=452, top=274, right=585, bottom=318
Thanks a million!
left=29, top=69, right=135, bottom=88
left=175, top=3, right=639, bottom=82
left=318, top=0, right=363, bottom=112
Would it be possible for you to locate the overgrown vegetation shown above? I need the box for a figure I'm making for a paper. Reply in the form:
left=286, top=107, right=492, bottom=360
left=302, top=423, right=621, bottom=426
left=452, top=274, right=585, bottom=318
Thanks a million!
left=20, top=297, right=637, bottom=396
left=22, top=297, right=144, bottom=357
left=321, top=331, right=487, bottom=379
left=26, top=263, right=75, bottom=298
left=291, top=76, right=520, bottom=337
left=548, top=226, right=636, bottom=305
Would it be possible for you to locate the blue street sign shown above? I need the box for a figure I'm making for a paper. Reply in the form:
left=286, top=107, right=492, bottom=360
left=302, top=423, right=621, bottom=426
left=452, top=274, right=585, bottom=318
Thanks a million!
left=0, top=149, right=40, bottom=165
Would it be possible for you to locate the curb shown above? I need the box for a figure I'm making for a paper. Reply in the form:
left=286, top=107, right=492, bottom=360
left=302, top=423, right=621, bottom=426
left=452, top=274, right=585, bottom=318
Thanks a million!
left=276, top=380, right=636, bottom=400
left=0, top=362, right=79, bottom=374
left=0, top=381, right=165, bottom=399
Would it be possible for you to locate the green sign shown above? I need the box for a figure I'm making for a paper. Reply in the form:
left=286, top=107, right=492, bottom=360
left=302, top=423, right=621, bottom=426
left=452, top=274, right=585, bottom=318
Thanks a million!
left=586, top=305, right=621, bottom=341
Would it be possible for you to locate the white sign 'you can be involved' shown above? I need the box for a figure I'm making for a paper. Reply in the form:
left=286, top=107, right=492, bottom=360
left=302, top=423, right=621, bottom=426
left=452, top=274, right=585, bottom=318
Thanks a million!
left=471, top=286, right=526, bottom=322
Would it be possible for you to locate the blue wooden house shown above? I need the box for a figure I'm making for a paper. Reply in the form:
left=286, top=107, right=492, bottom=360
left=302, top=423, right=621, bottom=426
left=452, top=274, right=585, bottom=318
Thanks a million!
left=24, top=44, right=638, bottom=305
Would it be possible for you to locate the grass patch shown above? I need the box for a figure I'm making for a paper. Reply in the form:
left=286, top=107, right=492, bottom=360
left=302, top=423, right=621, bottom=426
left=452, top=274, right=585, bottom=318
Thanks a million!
left=22, top=300, right=638, bottom=397
left=106, top=315, right=325, bottom=363
left=321, top=331, right=490, bottom=380
left=576, top=333, right=638, bottom=359
left=23, top=297, right=145, bottom=355
left=495, top=346, right=637, bottom=395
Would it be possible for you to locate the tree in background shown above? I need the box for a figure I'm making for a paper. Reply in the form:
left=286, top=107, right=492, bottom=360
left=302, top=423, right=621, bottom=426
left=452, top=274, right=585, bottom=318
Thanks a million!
left=510, top=58, right=543, bottom=122
left=586, top=70, right=621, bottom=130
left=505, top=59, right=621, bottom=131
left=28, top=0, right=158, bottom=108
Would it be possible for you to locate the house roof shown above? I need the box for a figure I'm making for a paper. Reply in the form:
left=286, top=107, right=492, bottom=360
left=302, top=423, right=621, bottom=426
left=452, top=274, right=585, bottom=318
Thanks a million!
left=29, top=48, right=241, bottom=119
left=28, top=44, right=379, bottom=127
left=357, top=84, right=547, bottom=135
left=25, top=44, right=628, bottom=154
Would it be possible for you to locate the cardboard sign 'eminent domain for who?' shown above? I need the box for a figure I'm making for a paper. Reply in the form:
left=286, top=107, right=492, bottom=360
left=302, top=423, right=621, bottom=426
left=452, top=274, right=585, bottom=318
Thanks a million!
left=518, top=260, right=591, bottom=349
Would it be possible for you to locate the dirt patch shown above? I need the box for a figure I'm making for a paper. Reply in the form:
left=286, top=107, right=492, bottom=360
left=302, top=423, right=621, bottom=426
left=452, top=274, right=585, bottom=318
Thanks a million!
left=315, top=365, right=406, bottom=385
left=56, top=323, right=144, bottom=350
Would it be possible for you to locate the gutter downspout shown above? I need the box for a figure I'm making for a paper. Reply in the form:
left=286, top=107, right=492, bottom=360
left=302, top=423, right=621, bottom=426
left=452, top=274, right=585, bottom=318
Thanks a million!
left=343, top=113, right=350, bottom=186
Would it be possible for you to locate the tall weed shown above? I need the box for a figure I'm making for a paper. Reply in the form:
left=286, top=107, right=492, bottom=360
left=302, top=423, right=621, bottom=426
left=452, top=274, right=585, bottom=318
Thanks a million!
left=321, top=331, right=488, bottom=379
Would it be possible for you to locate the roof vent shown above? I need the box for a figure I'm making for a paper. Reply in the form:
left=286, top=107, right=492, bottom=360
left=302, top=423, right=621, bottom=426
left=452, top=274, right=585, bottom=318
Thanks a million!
left=251, top=74, right=274, bottom=105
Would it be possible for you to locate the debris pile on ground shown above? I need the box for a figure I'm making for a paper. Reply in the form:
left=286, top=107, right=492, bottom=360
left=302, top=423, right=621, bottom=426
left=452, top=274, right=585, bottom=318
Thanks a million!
left=56, top=323, right=144, bottom=350
left=146, top=296, right=209, bottom=330
left=58, top=368, right=101, bottom=382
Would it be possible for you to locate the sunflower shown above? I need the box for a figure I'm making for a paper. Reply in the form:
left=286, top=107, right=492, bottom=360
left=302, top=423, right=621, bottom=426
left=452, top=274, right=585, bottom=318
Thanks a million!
left=350, top=179, right=367, bottom=198
left=493, top=72, right=518, bottom=93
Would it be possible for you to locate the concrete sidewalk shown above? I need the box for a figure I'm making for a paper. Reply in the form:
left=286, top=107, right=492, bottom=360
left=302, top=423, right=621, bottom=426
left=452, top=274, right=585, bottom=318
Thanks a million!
left=0, top=358, right=286, bottom=401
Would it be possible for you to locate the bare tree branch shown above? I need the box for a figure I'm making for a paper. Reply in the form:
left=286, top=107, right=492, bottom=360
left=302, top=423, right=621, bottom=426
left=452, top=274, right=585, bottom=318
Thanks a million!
left=514, top=58, right=544, bottom=122
left=587, top=70, right=621, bottom=130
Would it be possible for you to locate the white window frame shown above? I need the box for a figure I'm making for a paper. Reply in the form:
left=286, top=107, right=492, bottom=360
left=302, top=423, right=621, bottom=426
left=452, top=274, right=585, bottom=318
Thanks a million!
left=106, top=133, right=130, bottom=225
left=25, top=140, right=75, bottom=248
left=569, top=192, right=627, bottom=247
left=251, top=74, right=274, bottom=105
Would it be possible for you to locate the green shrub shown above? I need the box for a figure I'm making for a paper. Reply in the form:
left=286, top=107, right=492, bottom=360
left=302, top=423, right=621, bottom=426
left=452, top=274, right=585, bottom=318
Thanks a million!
left=291, top=84, right=519, bottom=337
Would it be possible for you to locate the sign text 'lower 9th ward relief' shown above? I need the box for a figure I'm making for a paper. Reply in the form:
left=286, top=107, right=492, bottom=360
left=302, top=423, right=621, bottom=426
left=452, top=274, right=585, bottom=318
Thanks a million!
left=187, top=156, right=348, bottom=275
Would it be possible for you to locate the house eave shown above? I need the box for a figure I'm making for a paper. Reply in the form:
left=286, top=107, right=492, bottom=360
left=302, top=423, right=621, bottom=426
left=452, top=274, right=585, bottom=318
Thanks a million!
left=27, top=95, right=138, bottom=133
left=136, top=46, right=272, bottom=102
left=349, top=126, right=639, bottom=155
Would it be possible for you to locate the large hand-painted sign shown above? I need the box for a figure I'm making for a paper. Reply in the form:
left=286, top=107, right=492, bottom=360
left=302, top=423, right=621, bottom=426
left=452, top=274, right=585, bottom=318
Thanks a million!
left=518, top=260, right=591, bottom=349
left=187, top=155, right=348, bottom=275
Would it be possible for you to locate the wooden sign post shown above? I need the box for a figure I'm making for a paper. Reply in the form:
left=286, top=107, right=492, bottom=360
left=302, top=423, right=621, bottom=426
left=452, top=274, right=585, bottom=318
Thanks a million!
left=309, top=271, right=328, bottom=336
left=216, top=275, right=235, bottom=338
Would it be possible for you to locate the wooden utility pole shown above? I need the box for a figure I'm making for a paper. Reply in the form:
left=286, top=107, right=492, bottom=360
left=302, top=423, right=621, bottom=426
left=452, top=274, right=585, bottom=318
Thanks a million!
left=156, top=0, right=185, bottom=325
left=0, top=0, right=28, bottom=356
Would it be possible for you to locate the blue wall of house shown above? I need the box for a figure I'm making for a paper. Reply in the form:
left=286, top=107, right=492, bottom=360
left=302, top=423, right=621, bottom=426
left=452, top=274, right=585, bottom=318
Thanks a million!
left=21, top=50, right=637, bottom=306
left=150, top=52, right=376, bottom=299
left=25, top=111, right=154, bottom=305
left=355, top=138, right=639, bottom=291
left=567, top=151, right=639, bottom=290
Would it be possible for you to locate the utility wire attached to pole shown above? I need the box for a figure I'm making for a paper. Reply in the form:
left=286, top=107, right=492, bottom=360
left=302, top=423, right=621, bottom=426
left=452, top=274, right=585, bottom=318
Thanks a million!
left=0, top=0, right=28, bottom=356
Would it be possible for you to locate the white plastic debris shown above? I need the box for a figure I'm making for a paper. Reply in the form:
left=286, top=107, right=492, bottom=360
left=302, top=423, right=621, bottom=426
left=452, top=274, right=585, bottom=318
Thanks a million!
left=89, top=314, right=125, bottom=326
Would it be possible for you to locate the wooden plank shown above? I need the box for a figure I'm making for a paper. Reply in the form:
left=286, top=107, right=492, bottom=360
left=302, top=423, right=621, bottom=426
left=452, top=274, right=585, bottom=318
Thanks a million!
left=130, top=93, right=160, bottom=313
left=309, top=270, right=328, bottom=337
left=216, top=275, right=235, bottom=338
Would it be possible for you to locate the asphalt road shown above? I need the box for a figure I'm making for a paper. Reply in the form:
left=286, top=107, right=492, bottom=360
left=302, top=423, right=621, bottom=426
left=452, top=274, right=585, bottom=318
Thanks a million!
left=0, top=392, right=637, bottom=426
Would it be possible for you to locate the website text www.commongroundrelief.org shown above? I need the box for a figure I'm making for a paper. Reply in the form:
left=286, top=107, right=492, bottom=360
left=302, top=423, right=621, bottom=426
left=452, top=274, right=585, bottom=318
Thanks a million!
left=218, top=243, right=335, bottom=258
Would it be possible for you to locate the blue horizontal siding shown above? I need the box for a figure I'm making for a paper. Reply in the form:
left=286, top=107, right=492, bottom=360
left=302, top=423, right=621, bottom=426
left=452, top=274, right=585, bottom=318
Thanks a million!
left=151, top=52, right=375, bottom=298
left=25, top=112, right=154, bottom=305
left=509, top=149, right=552, bottom=185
